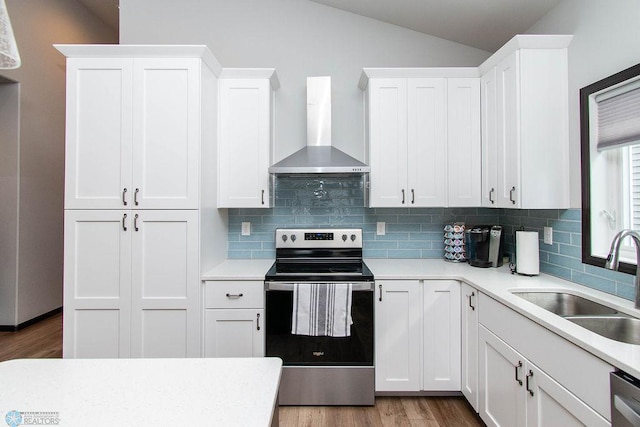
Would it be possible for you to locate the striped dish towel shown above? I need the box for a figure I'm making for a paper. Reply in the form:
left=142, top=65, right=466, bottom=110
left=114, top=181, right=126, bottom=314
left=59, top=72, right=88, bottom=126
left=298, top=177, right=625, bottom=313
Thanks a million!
left=291, top=283, right=353, bottom=337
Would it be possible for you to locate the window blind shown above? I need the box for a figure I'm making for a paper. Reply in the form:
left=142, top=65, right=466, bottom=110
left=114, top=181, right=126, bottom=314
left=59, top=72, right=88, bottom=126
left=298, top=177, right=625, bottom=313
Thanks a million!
left=596, top=78, right=640, bottom=151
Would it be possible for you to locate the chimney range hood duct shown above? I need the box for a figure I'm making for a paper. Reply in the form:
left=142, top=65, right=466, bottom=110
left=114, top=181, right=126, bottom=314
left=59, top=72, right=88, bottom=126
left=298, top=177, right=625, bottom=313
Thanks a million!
left=268, top=76, right=370, bottom=174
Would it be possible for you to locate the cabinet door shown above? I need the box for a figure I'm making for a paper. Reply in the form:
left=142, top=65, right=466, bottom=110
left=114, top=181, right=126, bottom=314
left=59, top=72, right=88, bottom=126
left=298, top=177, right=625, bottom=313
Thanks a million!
left=447, top=78, right=481, bottom=207
left=64, top=58, right=133, bottom=209
left=132, top=58, right=200, bottom=209
left=526, top=364, right=609, bottom=427
left=218, top=79, right=272, bottom=208
left=130, top=210, right=200, bottom=358
left=461, top=284, right=479, bottom=411
left=368, top=79, right=408, bottom=207
left=479, top=325, right=526, bottom=427
left=423, top=280, right=461, bottom=391
left=375, top=280, right=421, bottom=391
left=205, top=309, right=265, bottom=357
left=63, top=210, right=132, bottom=358
left=496, top=52, right=521, bottom=208
left=407, top=78, right=446, bottom=207
left=481, top=68, right=498, bottom=208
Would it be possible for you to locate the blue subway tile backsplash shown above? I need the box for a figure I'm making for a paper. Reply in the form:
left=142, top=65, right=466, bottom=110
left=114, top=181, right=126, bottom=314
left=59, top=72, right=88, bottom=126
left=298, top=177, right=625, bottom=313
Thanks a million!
left=227, top=175, right=635, bottom=301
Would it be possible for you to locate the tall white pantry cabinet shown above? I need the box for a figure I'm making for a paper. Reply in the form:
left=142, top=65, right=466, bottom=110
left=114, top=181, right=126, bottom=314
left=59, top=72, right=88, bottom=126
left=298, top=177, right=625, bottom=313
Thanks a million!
left=57, top=45, right=225, bottom=359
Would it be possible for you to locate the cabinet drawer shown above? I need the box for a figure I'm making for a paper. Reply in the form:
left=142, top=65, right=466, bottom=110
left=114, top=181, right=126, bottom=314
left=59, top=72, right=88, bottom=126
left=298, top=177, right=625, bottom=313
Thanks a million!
left=205, top=281, right=264, bottom=309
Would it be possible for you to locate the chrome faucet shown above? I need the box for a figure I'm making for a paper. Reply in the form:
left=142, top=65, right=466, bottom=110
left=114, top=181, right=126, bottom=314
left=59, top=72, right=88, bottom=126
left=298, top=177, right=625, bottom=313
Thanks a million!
left=605, top=229, right=640, bottom=308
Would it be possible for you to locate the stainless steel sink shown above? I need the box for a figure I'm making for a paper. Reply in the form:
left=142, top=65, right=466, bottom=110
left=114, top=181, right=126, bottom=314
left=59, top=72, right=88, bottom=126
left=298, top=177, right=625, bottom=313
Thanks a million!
left=512, top=291, right=640, bottom=345
left=512, top=291, right=619, bottom=316
left=564, top=315, right=640, bottom=345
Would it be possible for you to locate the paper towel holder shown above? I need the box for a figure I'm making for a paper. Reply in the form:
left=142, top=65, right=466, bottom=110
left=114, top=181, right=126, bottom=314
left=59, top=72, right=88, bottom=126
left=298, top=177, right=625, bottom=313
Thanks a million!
left=511, top=228, right=540, bottom=276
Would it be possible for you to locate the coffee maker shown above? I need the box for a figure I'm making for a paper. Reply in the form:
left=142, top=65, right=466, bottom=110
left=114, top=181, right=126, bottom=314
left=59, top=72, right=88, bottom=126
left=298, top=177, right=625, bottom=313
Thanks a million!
left=466, top=225, right=504, bottom=268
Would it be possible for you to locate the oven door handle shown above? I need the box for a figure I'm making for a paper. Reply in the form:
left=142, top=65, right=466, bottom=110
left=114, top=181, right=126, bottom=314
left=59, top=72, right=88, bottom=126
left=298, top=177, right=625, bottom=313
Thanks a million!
left=265, top=282, right=374, bottom=291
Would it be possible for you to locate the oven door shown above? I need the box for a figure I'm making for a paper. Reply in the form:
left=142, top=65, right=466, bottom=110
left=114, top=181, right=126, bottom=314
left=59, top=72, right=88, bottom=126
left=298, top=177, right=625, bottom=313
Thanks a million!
left=264, top=282, right=374, bottom=367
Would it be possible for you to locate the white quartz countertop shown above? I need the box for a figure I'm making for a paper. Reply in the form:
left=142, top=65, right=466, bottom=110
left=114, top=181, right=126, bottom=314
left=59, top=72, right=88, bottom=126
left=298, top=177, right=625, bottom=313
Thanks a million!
left=365, top=258, right=640, bottom=379
left=0, top=357, right=282, bottom=427
left=202, top=259, right=274, bottom=280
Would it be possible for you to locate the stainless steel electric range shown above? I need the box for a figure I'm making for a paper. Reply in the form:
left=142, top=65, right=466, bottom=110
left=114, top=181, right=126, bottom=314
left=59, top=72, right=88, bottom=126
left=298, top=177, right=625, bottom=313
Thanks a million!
left=264, top=228, right=374, bottom=406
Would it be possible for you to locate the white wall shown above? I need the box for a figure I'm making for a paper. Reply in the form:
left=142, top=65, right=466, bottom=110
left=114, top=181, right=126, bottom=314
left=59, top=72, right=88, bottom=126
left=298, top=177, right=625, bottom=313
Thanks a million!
left=119, top=0, right=490, bottom=162
left=0, top=0, right=116, bottom=325
left=526, top=0, right=640, bottom=207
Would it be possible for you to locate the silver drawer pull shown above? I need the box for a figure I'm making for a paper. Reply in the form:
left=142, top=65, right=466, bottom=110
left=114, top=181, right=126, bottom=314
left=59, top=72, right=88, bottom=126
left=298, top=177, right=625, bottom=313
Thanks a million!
left=226, top=293, right=244, bottom=299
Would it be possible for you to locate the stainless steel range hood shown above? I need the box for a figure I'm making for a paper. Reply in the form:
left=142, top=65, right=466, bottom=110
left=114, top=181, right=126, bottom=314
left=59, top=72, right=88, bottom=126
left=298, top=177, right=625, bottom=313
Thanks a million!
left=269, top=76, right=370, bottom=174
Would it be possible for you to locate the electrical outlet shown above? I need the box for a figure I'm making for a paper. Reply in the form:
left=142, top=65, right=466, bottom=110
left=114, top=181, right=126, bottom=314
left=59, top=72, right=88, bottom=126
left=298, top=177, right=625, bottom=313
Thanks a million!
left=377, top=222, right=386, bottom=236
left=543, top=226, right=553, bottom=245
left=241, top=222, right=251, bottom=236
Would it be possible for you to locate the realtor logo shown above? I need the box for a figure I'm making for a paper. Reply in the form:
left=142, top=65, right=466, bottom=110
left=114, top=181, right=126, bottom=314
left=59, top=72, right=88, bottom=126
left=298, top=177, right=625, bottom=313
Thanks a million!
left=4, top=411, right=59, bottom=426
left=5, top=411, right=22, bottom=427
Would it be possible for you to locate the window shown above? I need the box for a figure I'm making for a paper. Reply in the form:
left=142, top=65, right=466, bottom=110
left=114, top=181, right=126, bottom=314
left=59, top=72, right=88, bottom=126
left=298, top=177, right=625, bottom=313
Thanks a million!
left=582, top=63, right=640, bottom=270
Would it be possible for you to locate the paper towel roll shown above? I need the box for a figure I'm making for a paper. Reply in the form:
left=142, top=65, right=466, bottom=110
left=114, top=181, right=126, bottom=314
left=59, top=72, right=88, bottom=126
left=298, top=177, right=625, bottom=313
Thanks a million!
left=516, top=231, right=539, bottom=276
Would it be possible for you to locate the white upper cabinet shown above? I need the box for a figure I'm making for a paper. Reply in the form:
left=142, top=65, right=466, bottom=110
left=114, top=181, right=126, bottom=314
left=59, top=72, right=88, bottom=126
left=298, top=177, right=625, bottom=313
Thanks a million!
left=64, top=58, right=133, bottom=210
left=367, top=78, right=409, bottom=207
left=63, top=52, right=206, bottom=210
left=132, top=58, right=201, bottom=209
left=218, top=70, right=279, bottom=208
left=447, top=78, right=481, bottom=207
left=479, top=35, right=572, bottom=209
left=361, top=69, right=480, bottom=208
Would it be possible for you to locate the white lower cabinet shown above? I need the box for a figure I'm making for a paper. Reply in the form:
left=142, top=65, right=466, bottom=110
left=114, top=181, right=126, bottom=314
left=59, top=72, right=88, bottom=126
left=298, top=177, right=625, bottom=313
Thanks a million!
left=479, top=325, right=609, bottom=427
left=375, top=280, right=422, bottom=391
left=423, top=280, right=461, bottom=391
left=63, top=210, right=200, bottom=358
left=461, top=283, right=479, bottom=411
left=478, top=293, right=612, bottom=426
left=204, top=281, right=264, bottom=357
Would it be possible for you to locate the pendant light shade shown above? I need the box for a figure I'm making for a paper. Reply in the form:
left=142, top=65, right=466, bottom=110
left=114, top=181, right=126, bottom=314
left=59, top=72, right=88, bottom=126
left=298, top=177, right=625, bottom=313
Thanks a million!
left=0, top=0, right=20, bottom=69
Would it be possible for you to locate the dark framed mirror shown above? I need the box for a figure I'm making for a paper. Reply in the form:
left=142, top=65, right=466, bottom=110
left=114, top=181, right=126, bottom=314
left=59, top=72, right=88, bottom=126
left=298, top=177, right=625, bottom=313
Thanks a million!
left=581, top=62, right=640, bottom=275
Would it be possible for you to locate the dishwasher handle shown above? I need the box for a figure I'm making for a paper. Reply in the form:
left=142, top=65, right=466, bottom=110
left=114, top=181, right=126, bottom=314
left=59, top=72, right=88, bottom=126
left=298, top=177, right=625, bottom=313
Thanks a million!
left=615, top=395, right=640, bottom=426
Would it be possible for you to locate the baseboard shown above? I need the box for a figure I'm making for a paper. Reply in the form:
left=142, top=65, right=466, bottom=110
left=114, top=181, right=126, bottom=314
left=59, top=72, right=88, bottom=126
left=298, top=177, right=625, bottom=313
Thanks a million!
left=0, top=307, right=63, bottom=332
left=375, top=391, right=463, bottom=397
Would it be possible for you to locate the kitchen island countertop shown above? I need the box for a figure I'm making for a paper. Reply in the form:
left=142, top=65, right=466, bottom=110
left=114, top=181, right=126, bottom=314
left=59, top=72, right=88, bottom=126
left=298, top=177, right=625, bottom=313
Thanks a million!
left=0, top=357, right=282, bottom=427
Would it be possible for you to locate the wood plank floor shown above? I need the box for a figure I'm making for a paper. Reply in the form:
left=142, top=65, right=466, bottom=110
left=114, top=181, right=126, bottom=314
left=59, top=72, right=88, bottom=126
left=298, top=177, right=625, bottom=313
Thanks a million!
left=0, top=313, right=484, bottom=426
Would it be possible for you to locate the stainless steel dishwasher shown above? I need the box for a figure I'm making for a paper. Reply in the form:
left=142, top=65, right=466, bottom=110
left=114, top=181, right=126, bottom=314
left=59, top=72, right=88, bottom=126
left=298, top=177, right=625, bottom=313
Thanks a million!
left=611, top=371, right=640, bottom=426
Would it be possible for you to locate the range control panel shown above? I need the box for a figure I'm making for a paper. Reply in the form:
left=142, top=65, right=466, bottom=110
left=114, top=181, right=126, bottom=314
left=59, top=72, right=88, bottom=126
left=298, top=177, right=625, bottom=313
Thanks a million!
left=275, top=228, right=363, bottom=249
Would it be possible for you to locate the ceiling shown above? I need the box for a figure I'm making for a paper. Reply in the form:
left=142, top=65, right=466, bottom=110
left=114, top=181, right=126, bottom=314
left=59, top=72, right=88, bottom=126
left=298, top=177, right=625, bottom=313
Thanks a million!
left=76, top=0, right=562, bottom=52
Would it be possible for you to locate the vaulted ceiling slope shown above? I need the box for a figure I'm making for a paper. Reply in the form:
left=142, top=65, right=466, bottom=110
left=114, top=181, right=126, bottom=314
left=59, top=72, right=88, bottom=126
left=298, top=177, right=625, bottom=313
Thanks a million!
left=75, top=0, right=562, bottom=52
left=306, top=0, right=562, bottom=52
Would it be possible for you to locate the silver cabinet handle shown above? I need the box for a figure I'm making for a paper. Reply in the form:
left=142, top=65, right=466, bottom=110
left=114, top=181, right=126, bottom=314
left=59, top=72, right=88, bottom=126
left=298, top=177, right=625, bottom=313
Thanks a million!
left=256, top=313, right=261, bottom=331
left=468, top=291, right=476, bottom=311
left=134, top=213, right=139, bottom=232
left=401, top=189, right=405, bottom=204
left=489, top=188, right=495, bottom=204
left=526, top=369, right=534, bottom=396
left=509, top=186, right=516, bottom=204
left=134, top=188, right=140, bottom=206
left=122, top=213, right=128, bottom=231
left=261, top=190, right=265, bottom=205
left=122, top=188, right=128, bottom=206
left=411, top=189, right=415, bottom=204
left=225, top=293, right=244, bottom=299
left=378, top=284, right=382, bottom=302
